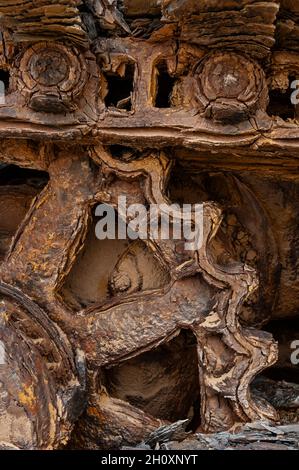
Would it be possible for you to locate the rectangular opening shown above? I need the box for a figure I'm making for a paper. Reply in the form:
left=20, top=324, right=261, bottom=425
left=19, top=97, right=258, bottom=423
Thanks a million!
left=154, top=62, right=175, bottom=108
left=104, top=63, right=135, bottom=111
left=0, top=69, right=10, bottom=104
left=267, top=75, right=297, bottom=121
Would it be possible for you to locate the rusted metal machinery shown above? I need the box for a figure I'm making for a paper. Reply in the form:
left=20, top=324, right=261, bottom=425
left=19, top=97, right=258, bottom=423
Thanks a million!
left=0, top=0, right=298, bottom=449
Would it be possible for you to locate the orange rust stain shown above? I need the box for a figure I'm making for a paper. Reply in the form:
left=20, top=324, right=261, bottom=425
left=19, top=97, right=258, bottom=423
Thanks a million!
left=18, top=384, right=37, bottom=414
left=87, top=406, right=105, bottom=422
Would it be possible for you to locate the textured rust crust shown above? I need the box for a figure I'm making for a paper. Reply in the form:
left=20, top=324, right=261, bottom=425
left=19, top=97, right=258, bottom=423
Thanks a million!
left=0, top=0, right=298, bottom=450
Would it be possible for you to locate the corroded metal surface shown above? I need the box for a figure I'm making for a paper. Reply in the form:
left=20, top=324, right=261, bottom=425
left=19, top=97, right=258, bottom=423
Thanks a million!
left=0, top=0, right=298, bottom=449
